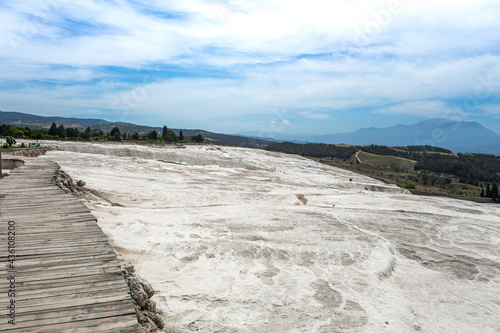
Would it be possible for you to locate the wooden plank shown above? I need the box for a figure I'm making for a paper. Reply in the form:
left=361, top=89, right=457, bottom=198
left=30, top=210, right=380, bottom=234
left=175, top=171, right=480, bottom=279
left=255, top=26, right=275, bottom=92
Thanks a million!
left=1, top=221, right=101, bottom=229
left=7, top=316, right=140, bottom=332
left=2, top=202, right=88, bottom=210
left=0, top=232, right=109, bottom=243
left=0, top=216, right=98, bottom=224
left=0, top=253, right=117, bottom=270
left=9, top=289, right=132, bottom=309
left=11, top=284, right=130, bottom=303
left=0, top=244, right=115, bottom=258
left=1, top=193, right=79, bottom=200
left=0, top=233, right=108, bottom=244
left=2, top=213, right=98, bottom=223
left=0, top=299, right=133, bottom=320
left=0, top=261, right=121, bottom=280
left=3, top=305, right=137, bottom=331
left=0, top=223, right=101, bottom=233
left=10, top=280, right=130, bottom=299
left=0, top=294, right=133, bottom=316
left=0, top=272, right=127, bottom=293
left=3, top=209, right=92, bottom=218
left=0, top=248, right=116, bottom=262
left=0, top=256, right=118, bottom=272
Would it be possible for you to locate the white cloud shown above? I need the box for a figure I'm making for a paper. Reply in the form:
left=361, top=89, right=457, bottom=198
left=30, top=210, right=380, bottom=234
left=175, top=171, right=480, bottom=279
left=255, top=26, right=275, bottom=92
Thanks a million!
left=1, top=0, right=500, bottom=133
left=373, top=101, right=466, bottom=118
left=299, top=111, right=330, bottom=120
left=272, top=119, right=291, bottom=127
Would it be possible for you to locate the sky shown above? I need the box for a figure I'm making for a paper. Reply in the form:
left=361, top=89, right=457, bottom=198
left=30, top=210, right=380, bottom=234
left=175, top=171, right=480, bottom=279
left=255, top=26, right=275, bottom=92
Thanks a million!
left=1, top=0, right=500, bottom=138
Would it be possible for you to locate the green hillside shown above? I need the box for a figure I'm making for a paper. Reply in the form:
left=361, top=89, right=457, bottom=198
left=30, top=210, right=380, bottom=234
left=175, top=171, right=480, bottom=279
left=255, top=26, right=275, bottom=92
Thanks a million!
left=357, top=151, right=417, bottom=172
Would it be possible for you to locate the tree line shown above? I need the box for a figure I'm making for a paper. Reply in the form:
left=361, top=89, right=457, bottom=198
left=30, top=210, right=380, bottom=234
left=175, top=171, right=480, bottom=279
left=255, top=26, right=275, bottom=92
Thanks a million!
left=265, top=142, right=356, bottom=159
left=1, top=123, right=203, bottom=144
left=480, top=183, right=499, bottom=202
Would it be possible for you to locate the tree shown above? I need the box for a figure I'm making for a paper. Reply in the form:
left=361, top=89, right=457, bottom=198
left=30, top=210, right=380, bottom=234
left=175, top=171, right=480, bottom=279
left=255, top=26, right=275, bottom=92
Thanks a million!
left=57, top=124, right=66, bottom=139
left=48, top=122, right=58, bottom=136
left=110, top=126, right=121, bottom=141
left=32, top=132, right=43, bottom=140
left=163, top=129, right=178, bottom=143
left=89, top=128, right=104, bottom=140
left=486, top=184, right=492, bottom=198
left=147, top=130, right=158, bottom=140
left=492, top=183, right=499, bottom=202
left=83, top=126, right=92, bottom=139
left=195, top=134, right=204, bottom=143
left=9, top=126, right=23, bottom=138
left=480, top=189, right=485, bottom=197
left=110, top=126, right=121, bottom=137
left=132, top=132, right=140, bottom=140
left=162, top=126, right=168, bottom=139
left=66, top=128, right=79, bottom=138
left=179, top=130, right=184, bottom=141
left=1, top=124, right=9, bottom=136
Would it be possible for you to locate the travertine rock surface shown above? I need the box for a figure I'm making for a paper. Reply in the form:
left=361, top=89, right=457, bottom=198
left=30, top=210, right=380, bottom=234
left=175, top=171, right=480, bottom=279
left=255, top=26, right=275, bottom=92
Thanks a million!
left=44, top=142, right=500, bottom=333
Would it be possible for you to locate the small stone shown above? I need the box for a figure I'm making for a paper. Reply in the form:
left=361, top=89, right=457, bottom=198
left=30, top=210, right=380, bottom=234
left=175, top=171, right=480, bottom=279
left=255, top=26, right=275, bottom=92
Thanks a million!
left=134, top=304, right=147, bottom=324
left=144, top=299, right=157, bottom=312
left=121, top=263, right=135, bottom=277
left=77, top=180, right=86, bottom=187
left=142, top=322, right=157, bottom=333
left=137, top=276, right=155, bottom=298
left=129, top=279, right=148, bottom=308
left=144, top=310, right=164, bottom=329
left=142, top=321, right=157, bottom=333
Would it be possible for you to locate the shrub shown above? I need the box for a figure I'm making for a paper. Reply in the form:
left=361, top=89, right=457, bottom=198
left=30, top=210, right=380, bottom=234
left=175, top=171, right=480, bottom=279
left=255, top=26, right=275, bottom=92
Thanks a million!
left=404, top=183, right=416, bottom=190
left=6, top=136, right=16, bottom=147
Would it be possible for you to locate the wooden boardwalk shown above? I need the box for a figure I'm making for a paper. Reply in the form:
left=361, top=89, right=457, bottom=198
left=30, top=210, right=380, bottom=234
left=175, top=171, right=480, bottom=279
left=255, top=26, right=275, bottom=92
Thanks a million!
left=0, top=157, right=140, bottom=332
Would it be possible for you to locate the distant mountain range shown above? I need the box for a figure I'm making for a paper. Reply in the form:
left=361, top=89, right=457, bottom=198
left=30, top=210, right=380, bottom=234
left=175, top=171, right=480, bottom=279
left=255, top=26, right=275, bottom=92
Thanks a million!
left=242, top=119, right=500, bottom=155
left=2, top=111, right=499, bottom=154
left=315, top=119, right=500, bottom=155
left=0, top=110, right=272, bottom=148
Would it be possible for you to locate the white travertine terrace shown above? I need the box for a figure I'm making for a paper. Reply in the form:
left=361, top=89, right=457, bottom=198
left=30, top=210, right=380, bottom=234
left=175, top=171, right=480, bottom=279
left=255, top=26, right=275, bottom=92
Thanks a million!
left=43, top=142, right=500, bottom=333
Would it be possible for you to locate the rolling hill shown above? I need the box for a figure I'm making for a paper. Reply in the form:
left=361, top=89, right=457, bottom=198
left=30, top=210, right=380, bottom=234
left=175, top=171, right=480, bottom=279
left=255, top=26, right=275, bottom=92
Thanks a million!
left=0, top=110, right=273, bottom=148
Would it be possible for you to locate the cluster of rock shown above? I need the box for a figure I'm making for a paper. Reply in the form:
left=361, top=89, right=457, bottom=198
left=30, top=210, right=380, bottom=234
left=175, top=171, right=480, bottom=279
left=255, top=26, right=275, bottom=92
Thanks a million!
left=52, top=169, right=86, bottom=197
left=121, top=263, right=165, bottom=332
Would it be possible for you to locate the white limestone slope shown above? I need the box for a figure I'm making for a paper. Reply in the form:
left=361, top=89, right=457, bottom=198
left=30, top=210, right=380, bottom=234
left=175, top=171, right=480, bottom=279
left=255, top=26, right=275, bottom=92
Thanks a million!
left=43, top=142, right=500, bottom=333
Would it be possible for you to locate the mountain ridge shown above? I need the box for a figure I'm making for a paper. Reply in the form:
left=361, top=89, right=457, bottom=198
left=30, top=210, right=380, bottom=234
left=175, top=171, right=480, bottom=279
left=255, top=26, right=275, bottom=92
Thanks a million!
left=0, top=110, right=273, bottom=148
left=242, top=118, right=500, bottom=155
left=326, top=119, right=500, bottom=154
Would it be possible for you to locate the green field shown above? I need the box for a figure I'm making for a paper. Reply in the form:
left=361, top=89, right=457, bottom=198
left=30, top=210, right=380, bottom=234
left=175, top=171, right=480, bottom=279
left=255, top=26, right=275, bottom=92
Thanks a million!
left=357, top=151, right=417, bottom=172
